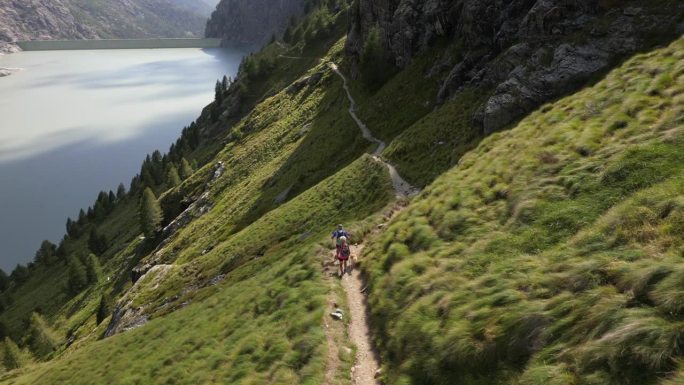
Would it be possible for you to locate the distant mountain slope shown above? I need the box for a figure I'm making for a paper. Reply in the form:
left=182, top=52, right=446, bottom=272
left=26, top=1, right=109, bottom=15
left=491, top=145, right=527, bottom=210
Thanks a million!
left=205, top=0, right=306, bottom=48
left=0, top=0, right=214, bottom=52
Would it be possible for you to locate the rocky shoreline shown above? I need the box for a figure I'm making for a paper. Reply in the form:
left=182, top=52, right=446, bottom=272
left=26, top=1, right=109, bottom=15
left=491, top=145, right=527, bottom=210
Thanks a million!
left=0, top=42, right=22, bottom=77
left=0, top=41, right=20, bottom=54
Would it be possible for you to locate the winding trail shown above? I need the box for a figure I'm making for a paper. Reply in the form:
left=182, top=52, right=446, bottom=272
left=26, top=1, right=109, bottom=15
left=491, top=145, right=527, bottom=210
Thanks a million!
left=328, top=63, right=419, bottom=198
left=321, top=64, right=420, bottom=385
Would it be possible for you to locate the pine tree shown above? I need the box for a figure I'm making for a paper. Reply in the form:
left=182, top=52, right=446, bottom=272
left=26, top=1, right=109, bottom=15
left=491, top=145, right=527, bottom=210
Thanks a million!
left=85, top=254, right=102, bottom=284
left=129, top=175, right=142, bottom=194
left=179, top=158, right=193, bottom=180
left=166, top=165, right=182, bottom=187
left=10, top=265, right=29, bottom=286
left=116, top=183, right=126, bottom=199
left=150, top=150, right=164, bottom=185
left=141, top=168, right=155, bottom=189
left=26, top=313, right=58, bottom=360
left=2, top=337, right=31, bottom=370
left=66, top=217, right=74, bottom=235
left=34, top=240, right=57, bottom=265
left=214, top=80, right=224, bottom=105
left=77, top=209, right=87, bottom=225
left=140, top=188, right=163, bottom=239
left=88, top=228, right=108, bottom=255
left=222, top=75, right=229, bottom=92
left=96, top=295, right=111, bottom=325
left=67, top=256, right=87, bottom=295
left=56, top=240, right=67, bottom=260
left=0, top=270, right=8, bottom=292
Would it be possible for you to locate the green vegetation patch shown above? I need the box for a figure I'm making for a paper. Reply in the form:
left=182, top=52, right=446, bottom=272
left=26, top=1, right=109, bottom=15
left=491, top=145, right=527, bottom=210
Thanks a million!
left=362, top=38, right=684, bottom=385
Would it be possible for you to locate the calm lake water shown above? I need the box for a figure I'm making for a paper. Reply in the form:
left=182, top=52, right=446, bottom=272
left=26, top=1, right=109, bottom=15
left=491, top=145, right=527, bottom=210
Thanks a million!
left=0, top=48, right=244, bottom=272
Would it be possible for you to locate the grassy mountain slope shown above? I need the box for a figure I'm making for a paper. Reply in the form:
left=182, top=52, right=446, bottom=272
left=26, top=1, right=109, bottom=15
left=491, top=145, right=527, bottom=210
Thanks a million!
left=361, top=38, right=684, bottom=385
left=0, top=3, right=397, bottom=382
left=0, top=0, right=681, bottom=383
left=0, top=0, right=352, bottom=349
left=4, top=156, right=392, bottom=384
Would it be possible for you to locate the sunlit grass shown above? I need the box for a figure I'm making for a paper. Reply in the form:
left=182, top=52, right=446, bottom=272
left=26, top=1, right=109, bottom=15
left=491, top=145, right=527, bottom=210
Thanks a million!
left=362, top=38, right=684, bottom=385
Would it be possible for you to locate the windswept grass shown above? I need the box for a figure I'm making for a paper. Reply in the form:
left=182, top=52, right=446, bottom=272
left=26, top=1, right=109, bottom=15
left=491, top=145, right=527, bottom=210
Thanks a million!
left=362, top=38, right=684, bottom=385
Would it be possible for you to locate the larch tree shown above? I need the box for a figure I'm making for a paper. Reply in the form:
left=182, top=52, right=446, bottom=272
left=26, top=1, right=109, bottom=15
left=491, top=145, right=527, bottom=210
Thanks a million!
left=85, top=254, right=102, bottom=284
left=179, top=158, right=193, bottom=180
left=166, top=165, right=182, bottom=188
left=26, top=313, right=58, bottom=360
left=140, top=187, right=163, bottom=239
left=2, top=337, right=31, bottom=370
left=67, top=256, right=88, bottom=295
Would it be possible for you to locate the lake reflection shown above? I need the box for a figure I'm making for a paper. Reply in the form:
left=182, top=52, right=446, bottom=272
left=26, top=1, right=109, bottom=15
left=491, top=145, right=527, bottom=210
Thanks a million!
left=0, top=48, right=244, bottom=271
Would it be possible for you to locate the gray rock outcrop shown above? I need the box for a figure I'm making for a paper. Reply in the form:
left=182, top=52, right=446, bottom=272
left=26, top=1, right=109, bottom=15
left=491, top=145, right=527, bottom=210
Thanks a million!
left=346, top=0, right=684, bottom=133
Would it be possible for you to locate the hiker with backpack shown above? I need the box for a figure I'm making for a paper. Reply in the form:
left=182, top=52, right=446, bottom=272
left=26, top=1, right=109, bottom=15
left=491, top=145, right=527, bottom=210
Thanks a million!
left=332, top=224, right=351, bottom=277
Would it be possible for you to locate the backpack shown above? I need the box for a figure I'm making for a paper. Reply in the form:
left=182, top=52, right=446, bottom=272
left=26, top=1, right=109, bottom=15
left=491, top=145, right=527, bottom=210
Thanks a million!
left=341, top=245, right=351, bottom=257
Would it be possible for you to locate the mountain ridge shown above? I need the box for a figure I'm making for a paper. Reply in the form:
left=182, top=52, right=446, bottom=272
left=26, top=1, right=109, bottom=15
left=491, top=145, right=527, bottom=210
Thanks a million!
left=0, top=0, right=217, bottom=53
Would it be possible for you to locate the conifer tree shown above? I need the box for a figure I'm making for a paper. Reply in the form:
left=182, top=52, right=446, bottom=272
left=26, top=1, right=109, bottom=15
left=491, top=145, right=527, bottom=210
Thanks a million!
left=150, top=151, right=164, bottom=185
left=116, top=183, right=126, bottom=199
left=56, top=240, right=67, bottom=260
left=34, top=240, right=57, bottom=265
left=129, top=175, right=142, bottom=194
left=66, top=217, right=74, bottom=235
left=0, top=270, right=8, bottom=292
left=26, top=313, right=58, bottom=360
left=214, top=80, right=224, bottom=104
left=2, top=337, right=31, bottom=370
left=10, top=265, right=29, bottom=286
left=222, top=75, right=229, bottom=92
left=67, top=256, right=87, bottom=295
left=166, top=165, right=182, bottom=187
left=77, top=209, right=87, bottom=225
left=141, top=168, right=155, bottom=189
left=140, top=188, right=163, bottom=239
left=88, top=228, right=107, bottom=255
left=96, top=295, right=111, bottom=325
left=179, top=158, right=193, bottom=180
left=85, top=254, right=102, bottom=284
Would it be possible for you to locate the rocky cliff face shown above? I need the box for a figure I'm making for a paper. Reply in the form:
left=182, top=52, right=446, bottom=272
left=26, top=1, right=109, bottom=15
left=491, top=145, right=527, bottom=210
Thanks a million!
left=205, top=0, right=306, bottom=48
left=346, top=0, right=684, bottom=133
left=0, top=0, right=214, bottom=53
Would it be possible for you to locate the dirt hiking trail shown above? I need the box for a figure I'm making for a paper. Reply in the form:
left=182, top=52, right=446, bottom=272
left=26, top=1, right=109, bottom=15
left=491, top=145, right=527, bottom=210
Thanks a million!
left=328, top=62, right=419, bottom=198
left=323, top=63, right=418, bottom=385
left=344, top=244, right=381, bottom=385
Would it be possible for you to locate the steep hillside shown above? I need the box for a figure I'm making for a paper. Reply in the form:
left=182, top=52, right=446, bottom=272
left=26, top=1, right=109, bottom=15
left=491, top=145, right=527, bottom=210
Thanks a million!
left=362, top=38, right=684, bottom=385
left=0, top=0, right=214, bottom=52
left=0, top=0, right=681, bottom=384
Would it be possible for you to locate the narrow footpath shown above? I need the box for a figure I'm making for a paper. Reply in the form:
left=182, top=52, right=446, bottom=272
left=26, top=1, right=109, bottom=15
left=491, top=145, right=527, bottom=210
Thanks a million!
left=328, top=63, right=419, bottom=198
left=344, top=244, right=381, bottom=385
left=323, top=63, right=419, bottom=385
